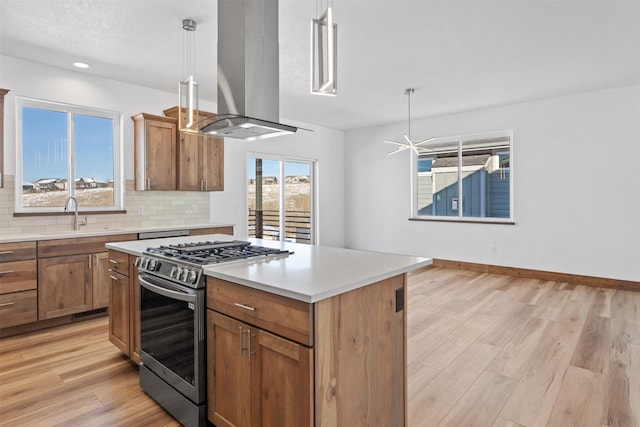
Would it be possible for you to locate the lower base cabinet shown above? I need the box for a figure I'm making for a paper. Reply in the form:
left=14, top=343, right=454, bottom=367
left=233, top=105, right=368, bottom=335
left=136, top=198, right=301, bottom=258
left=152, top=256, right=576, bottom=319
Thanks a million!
left=107, top=249, right=140, bottom=364
left=38, top=254, right=92, bottom=319
left=207, top=311, right=312, bottom=427
left=206, top=274, right=406, bottom=427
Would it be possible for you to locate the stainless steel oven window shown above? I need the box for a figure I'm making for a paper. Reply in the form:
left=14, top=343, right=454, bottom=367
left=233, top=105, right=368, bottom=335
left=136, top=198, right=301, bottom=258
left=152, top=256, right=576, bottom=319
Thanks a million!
left=139, top=275, right=205, bottom=403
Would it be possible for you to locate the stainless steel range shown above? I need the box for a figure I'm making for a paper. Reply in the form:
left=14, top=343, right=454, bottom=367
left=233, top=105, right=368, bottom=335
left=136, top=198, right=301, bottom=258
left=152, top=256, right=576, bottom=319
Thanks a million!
left=136, top=240, right=291, bottom=427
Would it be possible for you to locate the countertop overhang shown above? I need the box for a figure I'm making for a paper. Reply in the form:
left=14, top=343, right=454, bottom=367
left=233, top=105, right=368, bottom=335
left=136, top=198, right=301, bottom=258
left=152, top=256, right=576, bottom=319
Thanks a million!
left=107, top=235, right=432, bottom=303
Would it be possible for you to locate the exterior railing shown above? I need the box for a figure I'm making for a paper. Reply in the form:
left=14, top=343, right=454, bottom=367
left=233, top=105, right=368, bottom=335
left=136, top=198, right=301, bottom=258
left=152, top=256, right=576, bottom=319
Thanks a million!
left=248, top=209, right=311, bottom=243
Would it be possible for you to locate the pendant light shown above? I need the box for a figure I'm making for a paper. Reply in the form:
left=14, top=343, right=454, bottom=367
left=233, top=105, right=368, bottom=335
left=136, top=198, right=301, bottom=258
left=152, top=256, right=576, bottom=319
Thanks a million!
left=311, top=0, right=337, bottom=96
left=385, top=88, right=435, bottom=155
left=179, top=18, right=199, bottom=132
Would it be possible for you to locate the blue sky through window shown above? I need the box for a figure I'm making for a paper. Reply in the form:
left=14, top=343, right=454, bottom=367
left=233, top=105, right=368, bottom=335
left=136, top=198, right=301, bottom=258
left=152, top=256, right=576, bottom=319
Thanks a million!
left=22, top=108, right=114, bottom=183
left=247, top=158, right=310, bottom=180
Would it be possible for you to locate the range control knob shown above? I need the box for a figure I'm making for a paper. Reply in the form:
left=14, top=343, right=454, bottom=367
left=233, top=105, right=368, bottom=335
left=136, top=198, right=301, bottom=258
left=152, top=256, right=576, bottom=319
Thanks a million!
left=176, top=267, right=184, bottom=279
left=148, top=260, right=158, bottom=271
left=141, top=258, right=149, bottom=270
left=187, top=270, right=198, bottom=284
left=134, top=257, right=141, bottom=267
left=169, top=266, right=178, bottom=278
left=181, top=269, right=190, bottom=282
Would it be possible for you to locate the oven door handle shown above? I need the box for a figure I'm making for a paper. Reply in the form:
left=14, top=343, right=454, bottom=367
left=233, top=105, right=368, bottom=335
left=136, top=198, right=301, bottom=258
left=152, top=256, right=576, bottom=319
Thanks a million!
left=139, top=276, right=197, bottom=303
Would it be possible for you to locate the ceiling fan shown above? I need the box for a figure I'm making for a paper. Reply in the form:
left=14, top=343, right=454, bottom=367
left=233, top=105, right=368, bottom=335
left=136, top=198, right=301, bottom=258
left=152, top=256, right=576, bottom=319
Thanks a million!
left=385, top=88, right=436, bottom=155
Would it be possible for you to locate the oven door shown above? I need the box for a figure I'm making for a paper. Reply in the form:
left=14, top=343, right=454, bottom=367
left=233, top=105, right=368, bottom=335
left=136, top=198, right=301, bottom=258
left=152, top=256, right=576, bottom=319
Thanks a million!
left=139, top=273, right=205, bottom=404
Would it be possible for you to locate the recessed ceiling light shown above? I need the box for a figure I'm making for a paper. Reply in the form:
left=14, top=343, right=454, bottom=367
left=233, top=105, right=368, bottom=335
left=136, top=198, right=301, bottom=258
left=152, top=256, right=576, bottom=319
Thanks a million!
left=73, top=62, right=90, bottom=69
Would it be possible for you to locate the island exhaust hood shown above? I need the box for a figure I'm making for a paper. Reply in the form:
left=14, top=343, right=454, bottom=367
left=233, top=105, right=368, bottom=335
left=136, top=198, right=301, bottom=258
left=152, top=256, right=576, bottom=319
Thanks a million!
left=201, top=0, right=297, bottom=140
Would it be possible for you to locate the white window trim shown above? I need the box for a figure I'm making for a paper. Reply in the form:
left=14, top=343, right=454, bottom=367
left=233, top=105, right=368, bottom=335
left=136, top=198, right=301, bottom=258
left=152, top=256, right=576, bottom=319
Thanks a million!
left=15, top=96, right=124, bottom=213
left=246, top=152, right=317, bottom=244
left=410, top=129, right=514, bottom=223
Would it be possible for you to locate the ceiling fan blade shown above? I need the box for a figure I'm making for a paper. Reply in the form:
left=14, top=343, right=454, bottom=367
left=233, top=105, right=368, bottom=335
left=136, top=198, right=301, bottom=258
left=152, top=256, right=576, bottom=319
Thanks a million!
left=414, top=136, right=436, bottom=146
left=386, top=145, right=411, bottom=155
left=384, top=139, right=409, bottom=147
left=403, top=134, right=412, bottom=144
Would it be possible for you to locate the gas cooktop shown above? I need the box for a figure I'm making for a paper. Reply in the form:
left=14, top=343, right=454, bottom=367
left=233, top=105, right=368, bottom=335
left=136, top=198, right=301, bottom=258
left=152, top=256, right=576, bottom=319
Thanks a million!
left=144, top=240, right=292, bottom=265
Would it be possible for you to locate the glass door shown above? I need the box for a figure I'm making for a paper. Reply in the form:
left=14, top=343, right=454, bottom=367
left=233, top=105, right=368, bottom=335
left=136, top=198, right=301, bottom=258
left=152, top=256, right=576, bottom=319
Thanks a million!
left=247, top=156, right=314, bottom=244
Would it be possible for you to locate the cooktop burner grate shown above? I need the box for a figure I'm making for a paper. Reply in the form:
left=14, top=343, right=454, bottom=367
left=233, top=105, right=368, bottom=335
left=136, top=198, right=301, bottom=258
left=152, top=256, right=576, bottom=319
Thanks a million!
left=145, top=240, right=291, bottom=265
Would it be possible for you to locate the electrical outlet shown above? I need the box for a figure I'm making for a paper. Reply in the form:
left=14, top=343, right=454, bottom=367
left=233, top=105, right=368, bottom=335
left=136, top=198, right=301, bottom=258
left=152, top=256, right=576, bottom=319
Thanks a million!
left=137, top=206, right=144, bottom=215
left=490, top=244, right=498, bottom=254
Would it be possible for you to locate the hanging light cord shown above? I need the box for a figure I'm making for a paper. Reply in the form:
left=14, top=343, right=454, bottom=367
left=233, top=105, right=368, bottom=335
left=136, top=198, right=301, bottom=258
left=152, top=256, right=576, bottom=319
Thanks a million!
left=406, top=88, right=414, bottom=139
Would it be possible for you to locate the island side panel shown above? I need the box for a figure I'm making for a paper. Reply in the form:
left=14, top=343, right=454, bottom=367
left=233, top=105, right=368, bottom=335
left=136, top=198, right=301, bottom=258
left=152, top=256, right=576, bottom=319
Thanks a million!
left=314, top=273, right=406, bottom=427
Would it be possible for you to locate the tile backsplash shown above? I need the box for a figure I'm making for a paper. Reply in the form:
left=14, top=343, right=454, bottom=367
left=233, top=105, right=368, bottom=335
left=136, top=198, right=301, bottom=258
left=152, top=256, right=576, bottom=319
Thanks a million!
left=0, top=176, right=211, bottom=236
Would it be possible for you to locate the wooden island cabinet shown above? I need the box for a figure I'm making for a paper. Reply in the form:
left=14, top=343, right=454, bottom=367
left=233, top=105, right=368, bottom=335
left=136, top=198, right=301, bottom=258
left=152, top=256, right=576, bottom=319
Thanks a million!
left=206, top=274, right=407, bottom=427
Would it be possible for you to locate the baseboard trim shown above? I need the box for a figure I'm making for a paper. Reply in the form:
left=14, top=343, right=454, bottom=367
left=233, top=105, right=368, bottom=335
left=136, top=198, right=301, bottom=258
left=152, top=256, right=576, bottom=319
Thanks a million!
left=431, top=259, right=640, bottom=292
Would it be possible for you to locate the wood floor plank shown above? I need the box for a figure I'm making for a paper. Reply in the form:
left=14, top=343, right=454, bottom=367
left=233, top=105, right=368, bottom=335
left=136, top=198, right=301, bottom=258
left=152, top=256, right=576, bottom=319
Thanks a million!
left=487, top=316, right=552, bottom=379
left=498, top=286, right=594, bottom=426
left=492, top=417, right=526, bottom=427
left=546, top=365, right=606, bottom=427
left=408, top=339, right=501, bottom=426
left=438, top=371, right=518, bottom=427
left=570, top=314, right=613, bottom=374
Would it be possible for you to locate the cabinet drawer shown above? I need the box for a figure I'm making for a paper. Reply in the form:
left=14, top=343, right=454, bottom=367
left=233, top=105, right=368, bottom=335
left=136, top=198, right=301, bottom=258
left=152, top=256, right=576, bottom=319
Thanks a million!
left=108, top=250, right=130, bottom=276
left=0, top=290, right=38, bottom=329
left=0, top=260, right=37, bottom=294
left=207, top=278, right=313, bottom=346
left=0, top=242, right=36, bottom=262
left=38, top=234, right=137, bottom=258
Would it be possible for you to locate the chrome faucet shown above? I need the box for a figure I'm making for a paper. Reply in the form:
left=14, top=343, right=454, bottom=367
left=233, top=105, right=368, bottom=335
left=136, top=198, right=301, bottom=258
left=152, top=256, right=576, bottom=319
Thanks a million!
left=64, top=196, right=79, bottom=231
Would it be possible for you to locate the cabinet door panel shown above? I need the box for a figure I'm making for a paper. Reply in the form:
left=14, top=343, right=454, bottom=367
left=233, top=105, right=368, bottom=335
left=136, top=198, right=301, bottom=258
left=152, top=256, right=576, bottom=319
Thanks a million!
left=130, top=257, right=140, bottom=364
left=207, top=310, right=251, bottom=427
left=177, top=132, right=201, bottom=191
left=202, top=135, right=224, bottom=191
left=252, top=329, right=313, bottom=427
left=145, top=119, right=176, bottom=190
left=38, top=255, right=92, bottom=319
left=108, top=270, right=130, bottom=355
left=92, top=252, right=110, bottom=309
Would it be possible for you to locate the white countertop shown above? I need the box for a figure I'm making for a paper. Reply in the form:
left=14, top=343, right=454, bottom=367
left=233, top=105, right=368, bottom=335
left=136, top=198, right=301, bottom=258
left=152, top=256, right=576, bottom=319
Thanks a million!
left=107, top=235, right=432, bottom=303
left=0, top=223, right=234, bottom=244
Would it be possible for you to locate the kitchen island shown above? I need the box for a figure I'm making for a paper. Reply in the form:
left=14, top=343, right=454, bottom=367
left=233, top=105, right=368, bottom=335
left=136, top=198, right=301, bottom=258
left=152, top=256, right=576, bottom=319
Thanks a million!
left=106, top=235, right=431, bottom=427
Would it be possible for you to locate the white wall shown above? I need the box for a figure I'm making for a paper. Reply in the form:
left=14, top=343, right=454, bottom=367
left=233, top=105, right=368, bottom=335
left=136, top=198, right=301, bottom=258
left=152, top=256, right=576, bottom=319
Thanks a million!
left=0, top=55, right=345, bottom=244
left=344, top=85, right=640, bottom=282
left=0, top=55, right=217, bottom=179
left=210, top=121, right=345, bottom=247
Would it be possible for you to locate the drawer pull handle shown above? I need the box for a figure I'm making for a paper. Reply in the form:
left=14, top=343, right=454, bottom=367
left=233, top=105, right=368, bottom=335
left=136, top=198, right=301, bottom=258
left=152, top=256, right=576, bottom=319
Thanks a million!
left=234, top=303, right=256, bottom=312
left=0, top=270, right=14, bottom=275
left=0, top=251, right=15, bottom=255
left=0, top=302, right=15, bottom=307
left=110, top=275, right=119, bottom=281
left=109, top=259, right=120, bottom=264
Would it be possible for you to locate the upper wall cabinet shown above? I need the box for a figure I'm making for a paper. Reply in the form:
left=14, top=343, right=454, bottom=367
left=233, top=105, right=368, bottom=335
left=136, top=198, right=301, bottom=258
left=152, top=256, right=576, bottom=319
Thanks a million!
left=164, top=107, right=224, bottom=192
left=132, top=113, right=178, bottom=191
left=132, top=108, right=224, bottom=192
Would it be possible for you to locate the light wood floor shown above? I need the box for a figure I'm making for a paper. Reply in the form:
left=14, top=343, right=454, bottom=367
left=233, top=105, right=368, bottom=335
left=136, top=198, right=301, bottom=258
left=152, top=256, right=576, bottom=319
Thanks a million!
left=407, top=267, right=640, bottom=427
left=1, top=267, right=638, bottom=426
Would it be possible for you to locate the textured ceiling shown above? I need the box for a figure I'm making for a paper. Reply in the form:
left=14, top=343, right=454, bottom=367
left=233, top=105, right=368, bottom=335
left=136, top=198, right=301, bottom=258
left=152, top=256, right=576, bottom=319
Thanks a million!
left=1, top=0, right=639, bottom=131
